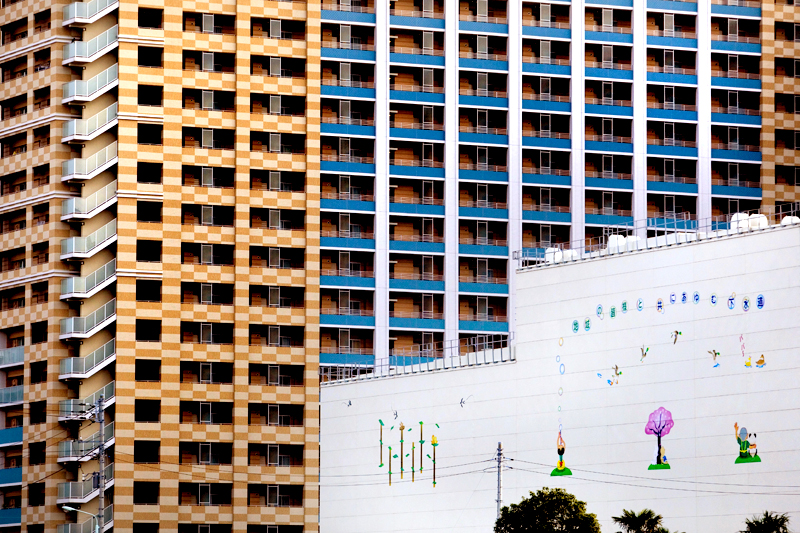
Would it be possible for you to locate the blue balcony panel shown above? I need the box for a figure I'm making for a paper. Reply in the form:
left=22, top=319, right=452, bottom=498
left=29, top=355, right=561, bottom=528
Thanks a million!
left=647, top=0, right=697, bottom=11
left=390, top=53, right=445, bottom=67
left=390, top=15, right=446, bottom=29
left=459, top=21, right=509, bottom=34
left=585, top=67, right=633, bottom=80
left=389, top=240, right=445, bottom=253
left=0, top=427, right=22, bottom=447
left=585, top=31, right=633, bottom=44
left=320, top=237, right=375, bottom=250
left=710, top=76, right=761, bottom=90
left=458, top=244, right=509, bottom=256
left=522, top=26, right=571, bottom=39
left=523, top=99, right=570, bottom=112
left=646, top=72, right=698, bottom=85
left=390, top=128, right=445, bottom=141
left=460, top=95, right=509, bottom=108
left=0, top=467, right=21, bottom=486
left=390, top=90, right=446, bottom=104
left=647, top=36, right=698, bottom=48
left=522, top=210, right=571, bottom=223
left=321, top=161, right=376, bottom=174
left=710, top=41, right=760, bottom=54
left=0, top=508, right=20, bottom=526
left=320, top=353, right=375, bottom=366
left=711, top=185, right=762, bottom=198
left=711, top=149, right=761, bottom=162
left=647, top=145, right=698, bottom=157
left=710, top=113, right=762, bottom=126
left=321, top=48, right=375, bottom=62
left=522, top=173, right=571, bottom=186
left=389, top=279, right=446, bottom=292
left=459, top=320, right=509, bottom=332
left=389, top=317, right=445, bottom=330
left=585, top=214, right=634, bottom=226
left=522, top=63, right=571, bottom=76
left=389, top=355, right=438, bottom=366
left=389, top=165, right=445, bottom=178
left=711, top=4, right=760, bottom=16
left=585, top=177, right=634, bottom=190
left=389, top=202, right=445, bottom=216
left=647, top=181, right=698, bottom=194
left=321, top=85, right=376, bottom=99
left=459, top=58, right=508, bottom=71
left=320, top=275, right=375, bottom=288
left=459, top=206, right=509, bottom=219
left=320, top=123, right=376, bottom=136
left=459, top=282, right=509, bottom=295
left=320, top=198, right=375, bottom=212
left=321, top=10, right=376, bottom=23
left=320, top=314, right=375, bottom=327
left=585, top=104, right=633, bottom=117
left=522, top=136, right=571, bottom=149
left=647, top=218, right=698, bottom=231
left=522, top=248, right=546, bottom=261
left=586, top=0, right=634, bottom=5
left=458, top=169, right=509, bottom=182
left=459, top=132, right=509, bottom=145
left=647, top=108, right=698, bottom=121
left=585, top=141, right=633, bottom=153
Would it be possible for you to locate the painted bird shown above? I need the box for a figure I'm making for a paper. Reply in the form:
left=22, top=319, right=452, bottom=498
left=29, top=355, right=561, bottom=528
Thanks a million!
left=640, top=346, right=650, bottom=362
left=342, top=400, right=352, bottom=407
left=671, top=330, right=682, bottom=344
left=709, top=350, right=720, bottom=367
left=745, top=357, right=752, bottom=368
left=756, top=355, right=765, bottom=368
left=460, top=395, right=474, bottom=408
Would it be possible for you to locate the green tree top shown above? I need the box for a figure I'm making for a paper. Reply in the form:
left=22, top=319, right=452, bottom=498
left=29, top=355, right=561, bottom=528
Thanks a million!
left=494, top=487, right=601, bottom=533
left=740, top=511, right=791, bottom=533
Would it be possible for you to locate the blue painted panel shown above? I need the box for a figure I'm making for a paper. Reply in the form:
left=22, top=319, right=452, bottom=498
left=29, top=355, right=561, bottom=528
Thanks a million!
left=647, top=108, right=698, bottom=121
left=458, top=320, right=509, bottom=332
left=647, top=218, right=698, bottom=231
left=0, top=508, right=20, bottom=526
left=389, top=240, right=445, bottom=253
left=646, top=0, right=697, bottom=11
left=710, top=113, right=762, bottom=126
left=389, top=317, right=445, bottom=330
left=585, top=214, right=634, bottom=225
left=389, top=355, right=438, bottom=366
left=0, top=427, right=21, bottom=447
left=523, top=99, right=571, bottom=112
left=320, top=237, right=375, bottom=250
left=321, top=48, right=376, bottom=61
left=458, top=244, right=509, bottom=256
left=647, top=145, right=698, bottom=157
left=711, top=41, right=760, bottom=54
left=460, top=95, right=509, bottom=108
left=522, top=248, right=547, bottom=260
left=522, top=173, right=571, bottom=186
left=586, top=0, right=633, bottom=5
left=522, top=63, right=571, bottom=76
left=711, top=185, right=763, bottom=198
left=585, top=104, right=633, bottom=116
left=390, top=53, right=445, bottom=66
left=522, top=136, right=571, bottom=149
left=458, top=282, right=509, bottom=294
left=647, top=181, right=698, bottom=194
left=321, top=10, right=376, bottom=23
left=522, top=210, right=572, bottom=223
left=585, top=177, right=634, bottom=190
left=711, top=4, right=760, bottom=16
left=711, top=149, right=761, bottom=162
left=710, top=77, right=761, bottom=90
left=320, top=275, right=375, bottom=288
left=390, top=15, right=445, bottom=29
left=321, top=85, right=376, bottom=99
left=459, top=58, right=509, bottom=71
left=459, top=206, right=509, bottom=219
left=458, top=169, right=509, bottom=182
left=459, top=132, right=509, bottom=145
left=522, top=26, right=572, bottom=39
left=389, top=279, right=446, bottom=291
left=389, top=165, right=445, bottom=178
left=321, top=353, right=375, bottom=366
left=320, top=314, right=375, bottom=327
left=585, top=31, right=633, bottom=44
left=646, top=72, right=698, bottom=85
left=647, top=36, right=698, bottom=48
left=321, top=161, right=376, bottom=174
left=585, top=141, right=634, bottom=153
left=458, top=21, right=509, bottom=34
left=320, top=123, right=376, bottom=136
left=389, top=202, right=446, bottom=216
left=389, top=127, right=445, bottom=141
left=0, top=467, right=21, bottom=486
left=585, top=67, right=633, bottom=80
left=321, top=199, right=375, bottom=212
left=390, top=90, right=446, bottom=104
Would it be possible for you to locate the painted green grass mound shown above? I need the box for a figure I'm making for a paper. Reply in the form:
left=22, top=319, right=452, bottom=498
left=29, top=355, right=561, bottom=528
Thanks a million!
left=735, top=455, right=762, bottom=464
left=648, top=463, right=671, bottom=470
left=550, top=467, right=573, bottom=476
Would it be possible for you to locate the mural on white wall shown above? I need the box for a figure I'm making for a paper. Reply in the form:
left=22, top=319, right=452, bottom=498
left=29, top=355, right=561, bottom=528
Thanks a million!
left=735, top=423, right=761, bottom=464
left=645, top=407, right=674, bottom=471
left=551, top=431, right=572, bottom=477
left=379, top=419, right=439, bottom=486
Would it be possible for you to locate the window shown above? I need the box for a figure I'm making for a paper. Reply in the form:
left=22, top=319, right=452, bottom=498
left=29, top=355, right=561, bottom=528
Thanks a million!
left=138, top=46, right=163, bottom=67
left=138, top=85, right=163, bottom=106
left=133, top=526, right=159, bottom=533
left=30, top=321, right=47, bottom=344
left=134, top=441, right=160, bottom=463
left=136, top=240, right=162, bottom=262
left=30, top=361, right=46, bottom=384
left=138, top=8, right=163, bottom=28
left=136, top=320, right=162, bottom=342
left=28, top=483, right=45, bottom=506
left=135, top=359, right=161, bottom=382
left=133, top=482, right=160, bottom=505
left=135, top=399, right=161, bottom=422
left=29, top=401, right=46, bottom=424
left=136, top=280, right=162, bottom=302
left=29, top=442, right=45, bottom=465
left=137, top=162, right=163, bottom=184
left=138, top=124, right=163, bottom=145
left=137, top=201, right=163, bottom=223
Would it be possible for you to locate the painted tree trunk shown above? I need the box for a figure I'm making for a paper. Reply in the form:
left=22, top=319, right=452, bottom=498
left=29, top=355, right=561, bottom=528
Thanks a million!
left=656, top=434, right=662, bottom=464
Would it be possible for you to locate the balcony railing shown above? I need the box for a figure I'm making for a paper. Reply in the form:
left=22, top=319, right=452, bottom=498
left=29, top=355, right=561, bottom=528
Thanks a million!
left=321, top=192, right=375, bottom=202
left=62, top=181, right=117, bottom=219
left=523, top=130, right=570, bottom=139
left=57, top=505, right=113, bottom=533
left=459, top=237, right=508, bottom=246
left=646, top=29, right=697, bottom=39
left=63, top=64, right=119, bottom=101
left=459, top=14, right=507, bottom=23
left=0, top=385, right=23, bottom=405
left=390, top=234, right=444, bottom=243
left=390, top=121, right=445, bottom=131
left=321, top=230, right=375, bottom=239
left=460, top=200, right=508, bottom=209
left=321, top=268, right=374, bottom=278
left=62, top=142, right=118, bottom=180
left=61, top=259, right=116, bottom=297
left=522, top=204, right=570, bottom=213
left=586, top=134, right=633, bottom=143
left=522, top=20, right=570, bottom=29
left=390, top=310, right=444, bottom=320
left=389, top=8, right=444, bottom=19
left=647, top=65, right=696, bottom=75
left=459, top=163, right=507, bottom=172
left=59, top=381, right=115, bottom=419
left=459, top=275, right=507, bottom=284
left=586, top=61, right=633, bottom=70
left=711, top=69, right=760, bottom=80
left=586, top=97, right=632, bottom=107
left=710, top=178, right=761, bottom=188
left=321, top=117, right=375, bottom=126
left=0, top=346, right=23, bottom=367
left=321, top=154, right=374, bottom=164
left=64, top=0, right=119, bottom=21
left=321, top=307, right=374, bottom=316
left=462, top=88, right=508, bottom=98
left=57, top=464, right=114, bottom=501
left=459, top=313, right=507, bottom=322
left=322, top=79, right=375, bottom=88
left=60, top=220, right=116, bottom=258
left=60, top=338, right=115, bottom=378
left=586, top=25, right=632, bottom=34
left=58, top=422, right=114, bottom=460
left=522, top=166, right=571, bottom=176
left=459, top=51, right=508, bottom=61
left=647, top=174, right=697, bottom=184
left=647, top=101, right=697, bottom=111
left=322, top=3, right=375, bottom=12
left=390, top=46, right=444, bottom=56
left=585, top=171, right=633, bottom=180
left=323, top=41, right=375, bottom=51
left=63, top=103, right=118, bottom=139
left=710, top=106, right=760, bottom=116
left=523, top=93, right=569, bottom=102
left=63, top=25, right=118, bottom=62
left=585, top=207, right=633, bottom=216
left=390, top=272, right=445, bottom=281
left=60, top=299, right=116, bottom=337
left=389, top=83, right=443, bottom=93
left=647, top=138, right=697, bottom=147
left=391, top=196, right=444, bottom=205
left=711, top=34, right=760, bottom=43
left=459, top=126, right=508, bottom=135
left=712, top=142, right=759, bottom=151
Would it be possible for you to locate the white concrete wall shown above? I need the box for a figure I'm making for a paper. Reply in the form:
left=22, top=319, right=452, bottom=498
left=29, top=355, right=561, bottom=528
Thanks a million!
left=320, top=226, right=800, bottom=533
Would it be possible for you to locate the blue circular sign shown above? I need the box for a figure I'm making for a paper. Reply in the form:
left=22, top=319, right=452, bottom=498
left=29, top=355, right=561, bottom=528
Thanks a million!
left=710, top=293, right=718, bottom=306
left=681, top=292, right=688, bottom=304
left=693, top=292, right=700, bottom=304
left=728, top=295, right=736, bottom=310
left=743, top=297, right=751, bottom=312
left=756, top=294, right=765, bottom=310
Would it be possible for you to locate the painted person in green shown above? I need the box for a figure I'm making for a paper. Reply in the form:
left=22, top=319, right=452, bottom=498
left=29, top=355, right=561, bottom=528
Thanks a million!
left=735, top=423, right=756, bottom=458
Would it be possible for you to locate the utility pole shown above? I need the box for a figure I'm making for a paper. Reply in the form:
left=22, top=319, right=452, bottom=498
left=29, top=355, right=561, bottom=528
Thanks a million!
left=95, top=394, right=105, bottom=531
left=496, top=442, right=503, bottom=520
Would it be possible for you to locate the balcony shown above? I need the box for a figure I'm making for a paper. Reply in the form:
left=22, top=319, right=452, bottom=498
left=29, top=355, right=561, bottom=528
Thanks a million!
left=57, top=422, right=115, bottom=462
left=711, top=0, right=761, bottom=17
left=60, top=220, right=117, bottom=260
left=62, top=142, right=118, bottom=182
left=61, top=181, right=117, bottom=221
left=60, top=260, right=116, bottom=300
left=59, top=299, right=116, bottom=340
left=59, top=338, right=116, bottom=380
left=64, top=0, right=120, bottom=25
left=57, top=464, right=114, bottom=504
left=0, top=427, right=22, bottom=447
left=62, top=103, right=118, bottom=142
left=0, top=346, right=23, bottom=369
left=321, top=229, right=375, bottom=251
left=0, top=386, right=23, bottom=407
left=57, top=505, right=113, bottom=533
left=63, top=25, right=119, bottom=64
left=389, top=1, right=445, bottom=30
left=59, top=381, right=115, bottom=421
left=321, top=307, right=375, bottom=327
left=458, top=313, right=508, bottom=332
left=0, top=508, right=20, bottom=527
left=390, top=195, right=445, bottom=216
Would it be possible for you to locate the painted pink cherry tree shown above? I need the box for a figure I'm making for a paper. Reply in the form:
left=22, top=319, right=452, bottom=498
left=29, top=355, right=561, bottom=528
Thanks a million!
left=645, top=407, right=674, bottom=465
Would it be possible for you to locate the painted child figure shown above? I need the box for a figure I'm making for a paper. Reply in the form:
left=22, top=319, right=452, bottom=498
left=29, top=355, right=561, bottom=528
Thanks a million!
left=735, top=422, right=760, bottom=463
left=551, top=431, right=572, bottom=476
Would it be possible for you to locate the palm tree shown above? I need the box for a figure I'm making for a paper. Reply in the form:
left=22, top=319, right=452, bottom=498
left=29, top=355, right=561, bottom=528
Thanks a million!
left=741, top=511, right=791, bottom=533
left=613, top=509, right=664, bottom=533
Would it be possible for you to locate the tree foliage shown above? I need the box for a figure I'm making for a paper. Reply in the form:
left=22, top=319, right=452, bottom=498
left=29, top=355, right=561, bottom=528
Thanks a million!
left=613, top=509, right=664, bottom=533
left=741, top=511, right=791, bottom=533
left=494, top=487, right=601, bottom=533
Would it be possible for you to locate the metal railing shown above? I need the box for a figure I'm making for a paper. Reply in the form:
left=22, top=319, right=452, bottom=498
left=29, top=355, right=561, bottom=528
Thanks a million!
left=321, top=308, right=374, bottom=316
left=389, top=311, right=443, bottom=319
left=522, top=167, right=571, bottom=176
left=522, top=19, right=570, bottom=28
left=64, top=0, right=119, bottom=21
left=391, top=196, right=444, bottom=205
left=390, top=46, right=444, bottom=56
left=523, top=93, right=569, bottom=102
left=60, top=339, right=115, bottom=377
left=459, top=237, right=508, bottom=246
left=459, top=313, right=507, bottom=322
left=389, top=8, right=444, bottom=18
left=390, top=272, right=445, bottom=281
left=586, top=97, right=632, bottom=107
left=60, top=299, right=116, bottom=337
left=585, top=171, right=633, bottom=180
left=459, top=163, right=507, bottom=172
left=711, top=33, right=760, bottom=43
left=522, top=204, right=570, bottom=213
left=390, top=83, right=443, bottom=93
left=61, top=220, right=116, bottom=257
left=459, top=51, right=508, bottom=61
left=0, top=347, right=23, bottom=367
left=585, top=207, right=632, bottom=216
left=390, top=234, right=444, bottom=243
left=321, top=192, right=375, bottom=202
left=459, top=126, right=508, bottom=135
left=711, top=142, right=760, bottom=151
left=647, top=174, right=697, bottom=184
left=710, top=106, right=760, bottom=116
left=57, top=464, right=113, bottom=500
left=63, top=64, right=118, bottom=101
left=322, top=3, right=374, bottom=12
left=323, top=41, right=375, bottom=51
left=62, top=182, right=117, bottom=218
left=586, top=134, right=633, bottom=143
left=59, top=382, right=115, bottom=418
left=646, top=29, right=697, bottom=38
left=459, top=200, right=508, bottom=209
left=58, top=422, right=114, bottom=459
left=0, top=385, right=23, bottom=405
left=586, top=24, right=632, bottom=34
left=321, top=269, right=374, bottom=278
left=647, top=65, right=696, bottom=75
left=586, top=61, right=633, bottom=70
left=63, top=103, right=118, bottom=139
left=61, top=259, right=116, bottom=296
left=389, top=121, right=444, bottom=130
left=459, top=275, right=507, bottom=284
left=647, top=101, right=697, bottom=111
left=710, top=178, right=761, bottom=188
left=321, top=154, right=374, bottom=164
left=523, top=130, right=570, bottom=139
left=462, top=88, right=508, bottom=98
left=321, top=230, right=374, bottom=239
left=321, top=117, right=375, bottom=126
left=711, top=69, right=760, bottom=80
left=63, top=25, right=118, bottom=61
left=57, top=505, right=113, bottom=533
left=647, top=138, right=697, bottom=147
left=323, top=79, right=375, bottom=88
left=391, top=159, right=444, bottom=168
left=459, top=14, right=507, bottom=23
left=62, top=142, right=118, bottom=179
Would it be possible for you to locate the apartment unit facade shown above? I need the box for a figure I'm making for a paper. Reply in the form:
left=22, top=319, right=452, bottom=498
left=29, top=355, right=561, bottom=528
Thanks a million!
left=0, top=0, right=320, bottom=531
